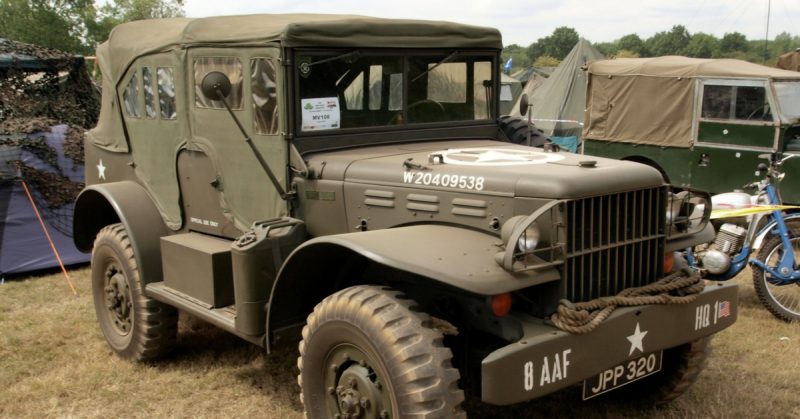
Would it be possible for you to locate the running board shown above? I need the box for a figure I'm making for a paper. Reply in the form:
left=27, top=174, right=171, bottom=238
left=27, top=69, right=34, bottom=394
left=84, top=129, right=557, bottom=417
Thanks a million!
left=146, top=281, right=265, bottom=347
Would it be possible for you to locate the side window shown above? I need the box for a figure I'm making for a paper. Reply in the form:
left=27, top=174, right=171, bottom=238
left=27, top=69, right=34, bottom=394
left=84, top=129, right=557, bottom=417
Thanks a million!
left=122, top=73, right=140, bottom=118
left=343, top=65, right=384, bottom=111
left=474, top=61, right=492, bottom=119
left=388, top=73, right=403, bottom=111
left=427, top=62, right=466, bottom=103
left=142, top=67, right=156, bottom=119
left=250, top=58, right=278, bottom=135
left=368, top=65, right=383, bottom=110
left=194, top=57, right=243, bottom=110
left=344, top=71, right=365, bottom=110
left=701, top=84, right=772, bottom=121
left=157, top=67, right=177, bottom=119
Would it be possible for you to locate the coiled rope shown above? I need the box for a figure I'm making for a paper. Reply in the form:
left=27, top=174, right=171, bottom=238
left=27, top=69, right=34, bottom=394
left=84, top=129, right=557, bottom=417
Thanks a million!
left=551, top=269, right=705, bottom=334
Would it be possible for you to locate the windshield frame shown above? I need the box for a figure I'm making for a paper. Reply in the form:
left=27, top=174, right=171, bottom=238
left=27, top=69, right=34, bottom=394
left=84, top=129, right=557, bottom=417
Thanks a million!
left=289, top=48, right=500, bottom=140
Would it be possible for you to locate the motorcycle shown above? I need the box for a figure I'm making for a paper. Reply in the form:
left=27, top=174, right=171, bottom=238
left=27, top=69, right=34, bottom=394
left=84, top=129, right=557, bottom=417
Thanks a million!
left=687, top=153, right=800, bottom=322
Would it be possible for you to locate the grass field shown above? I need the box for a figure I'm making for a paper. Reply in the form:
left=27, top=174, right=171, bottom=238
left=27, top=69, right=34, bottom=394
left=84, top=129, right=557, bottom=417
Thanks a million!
left=1, top=267, right=798, bottom=418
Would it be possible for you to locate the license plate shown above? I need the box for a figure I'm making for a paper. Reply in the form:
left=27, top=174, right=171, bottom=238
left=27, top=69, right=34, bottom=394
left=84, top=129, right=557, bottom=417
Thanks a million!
left=582, top=351, right=663, bottom=400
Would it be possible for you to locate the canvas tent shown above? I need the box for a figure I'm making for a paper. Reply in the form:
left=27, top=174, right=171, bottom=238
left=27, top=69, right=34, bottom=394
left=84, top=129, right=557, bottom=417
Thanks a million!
left=499, top=73, right=522, bottom=115
left=510, top=39, right=604, bottom=139
left=777, top=49, right=800, bottom=72
left=0, top=39, right=96, bottom=276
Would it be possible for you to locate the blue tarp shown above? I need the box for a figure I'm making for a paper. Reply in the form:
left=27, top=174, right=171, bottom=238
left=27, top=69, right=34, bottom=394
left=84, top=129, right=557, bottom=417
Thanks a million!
left=0, top=125, right=89, bottom=276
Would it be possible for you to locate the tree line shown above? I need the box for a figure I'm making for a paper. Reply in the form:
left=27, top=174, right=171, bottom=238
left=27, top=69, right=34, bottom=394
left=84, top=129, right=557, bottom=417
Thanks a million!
left=0, top=0, right=185, bottom=55
left=503, top=25, right=800, bottom=70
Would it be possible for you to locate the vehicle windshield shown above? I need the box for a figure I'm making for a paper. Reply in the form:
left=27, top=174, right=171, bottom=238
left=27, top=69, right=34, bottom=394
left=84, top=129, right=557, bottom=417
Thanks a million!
left=774, top=81, right=800, bottom=122
left=295, top=50, right=495, bottom=133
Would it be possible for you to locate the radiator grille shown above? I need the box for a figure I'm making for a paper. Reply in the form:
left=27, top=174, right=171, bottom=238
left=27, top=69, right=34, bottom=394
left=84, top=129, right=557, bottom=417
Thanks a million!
left=564, top=187, right=666, bottom=302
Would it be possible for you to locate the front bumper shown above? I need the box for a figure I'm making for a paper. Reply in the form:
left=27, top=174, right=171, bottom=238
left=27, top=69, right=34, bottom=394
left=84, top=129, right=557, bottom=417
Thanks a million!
left=481, top=282, right=738, bottom=405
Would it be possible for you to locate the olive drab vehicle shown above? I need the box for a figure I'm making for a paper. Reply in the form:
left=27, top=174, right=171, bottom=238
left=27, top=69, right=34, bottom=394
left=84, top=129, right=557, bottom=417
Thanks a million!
left=74, top=15, right=738, bottom=417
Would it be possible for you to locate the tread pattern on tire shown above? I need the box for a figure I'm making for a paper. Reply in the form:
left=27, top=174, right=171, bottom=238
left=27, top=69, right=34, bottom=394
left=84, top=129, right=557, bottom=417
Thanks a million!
left=93, top=223, right=177, bottom=361
left=752, top=234, right=800, bottom=322
left=298, top=285, right=465, bottom=418
left=651, top=337, right=711, bottom=405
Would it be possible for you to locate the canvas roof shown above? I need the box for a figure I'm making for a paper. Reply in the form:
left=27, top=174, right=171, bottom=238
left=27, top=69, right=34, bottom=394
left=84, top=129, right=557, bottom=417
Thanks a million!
left=584, top=56, right=800, bottom=148
left=100, top=14, right=502, bottom=83
left=589, top=55, right=800, bottom=80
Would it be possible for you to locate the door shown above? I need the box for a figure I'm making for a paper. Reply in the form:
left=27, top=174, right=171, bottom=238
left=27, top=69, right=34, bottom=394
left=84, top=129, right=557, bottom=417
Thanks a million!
left=187, top=47, right=287, bottom=236
left=691, top=79, right=779, bottom=194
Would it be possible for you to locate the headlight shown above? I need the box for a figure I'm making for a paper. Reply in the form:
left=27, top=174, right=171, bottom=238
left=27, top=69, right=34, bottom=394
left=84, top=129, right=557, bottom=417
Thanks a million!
left=668, top=188, right=711, bottom=237
left=517, top=222, right=540, bottom=252
left=500, top=216, right=540, bottom=253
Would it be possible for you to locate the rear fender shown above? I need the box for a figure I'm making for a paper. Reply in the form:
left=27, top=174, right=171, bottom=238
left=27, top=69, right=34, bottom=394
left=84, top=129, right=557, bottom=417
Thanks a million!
left=73, top=181, right=169, bottom=284
left=266, top=225, right=560, bottom=346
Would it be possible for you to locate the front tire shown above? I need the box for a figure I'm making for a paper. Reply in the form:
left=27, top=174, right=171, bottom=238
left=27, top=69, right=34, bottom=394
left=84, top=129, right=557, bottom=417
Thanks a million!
left=752, top=234, right=800, bottom=322
left=609, top=336, right=711, bottom=406
left=91, top=223, right=177, bottom=360
left=298, top=285, right=465, bottom=418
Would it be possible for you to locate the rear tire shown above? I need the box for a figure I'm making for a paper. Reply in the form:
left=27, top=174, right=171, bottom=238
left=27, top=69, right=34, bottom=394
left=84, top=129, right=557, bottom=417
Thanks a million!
left=91, top=223, right=177, bottom=361
left=752, top=234, right=800, bottom=322
left=298, top=285, right=465, bottom=418
left=498, top=115, right=549, bottom=146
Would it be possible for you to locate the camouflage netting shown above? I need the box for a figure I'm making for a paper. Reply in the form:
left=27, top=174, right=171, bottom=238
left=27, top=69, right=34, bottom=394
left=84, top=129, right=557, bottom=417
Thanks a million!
left=0, top=39, right=98, bottom=237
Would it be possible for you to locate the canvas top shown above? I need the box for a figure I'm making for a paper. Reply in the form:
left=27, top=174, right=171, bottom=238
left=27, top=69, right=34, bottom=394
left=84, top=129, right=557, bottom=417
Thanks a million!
left=99, top=13, right=502, bottom=82
left=588, top=55, right=800, bottom=80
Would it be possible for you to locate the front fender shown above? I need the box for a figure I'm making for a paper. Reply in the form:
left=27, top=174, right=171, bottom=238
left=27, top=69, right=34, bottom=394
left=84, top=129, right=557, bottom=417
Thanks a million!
left=753, top=213, right=800, bottom=250
left=73, top=181, right=169, bottom=284
left=266, top=225, right=560, bottom=347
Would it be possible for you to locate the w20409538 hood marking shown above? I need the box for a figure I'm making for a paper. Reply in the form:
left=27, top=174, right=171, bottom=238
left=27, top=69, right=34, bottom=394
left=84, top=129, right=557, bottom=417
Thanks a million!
left=402, top=171, right=485, bottom=190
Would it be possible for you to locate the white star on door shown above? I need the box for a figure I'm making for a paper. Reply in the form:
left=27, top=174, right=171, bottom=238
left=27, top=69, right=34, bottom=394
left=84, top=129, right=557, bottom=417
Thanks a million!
left=626, top=322, right=648, bottom=356
left=97, top=159, right=106, bottom=180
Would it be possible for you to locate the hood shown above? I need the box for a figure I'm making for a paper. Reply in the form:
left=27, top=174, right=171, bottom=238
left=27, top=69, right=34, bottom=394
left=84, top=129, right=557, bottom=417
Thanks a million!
left=315, top=140, right=664, bottom=199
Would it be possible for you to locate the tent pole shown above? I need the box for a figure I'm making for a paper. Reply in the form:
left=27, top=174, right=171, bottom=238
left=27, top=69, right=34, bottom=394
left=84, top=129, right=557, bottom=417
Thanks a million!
left=20, top=180, right=77, bottom=296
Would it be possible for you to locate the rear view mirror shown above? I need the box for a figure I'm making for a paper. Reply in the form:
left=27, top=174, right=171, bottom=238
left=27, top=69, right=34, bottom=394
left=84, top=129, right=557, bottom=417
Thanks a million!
left=519, top=93, right=529, bottom=116
left=201, top=71, right=232, bottom=101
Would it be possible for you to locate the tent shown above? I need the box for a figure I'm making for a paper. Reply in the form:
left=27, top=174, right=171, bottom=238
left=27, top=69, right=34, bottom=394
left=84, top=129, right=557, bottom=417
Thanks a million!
left=499, top=73, right=522, bottom=115
left=777, top=49, right=800, bottom=72
left=1, top=126, right=88, bottom=276
left=510, top=39, right=605, bottom=139
left=0, top=39, right=96, bottom=277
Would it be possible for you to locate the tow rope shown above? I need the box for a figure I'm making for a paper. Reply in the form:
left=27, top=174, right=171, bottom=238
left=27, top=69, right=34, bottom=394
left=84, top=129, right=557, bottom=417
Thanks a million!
left=551, top=269, right=704, bottom=334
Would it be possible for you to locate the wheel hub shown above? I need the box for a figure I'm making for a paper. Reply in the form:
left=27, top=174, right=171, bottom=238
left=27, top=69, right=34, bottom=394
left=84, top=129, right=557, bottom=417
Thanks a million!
left=103, top=266, right=132, bottom=334
left=327, top=348, right=390, bottom=419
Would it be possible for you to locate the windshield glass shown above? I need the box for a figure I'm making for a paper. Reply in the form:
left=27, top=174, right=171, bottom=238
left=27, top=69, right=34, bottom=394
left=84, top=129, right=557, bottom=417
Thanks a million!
left=295, top=50, right=495, bottom=133
left=774, top=81, right=800, bottom=122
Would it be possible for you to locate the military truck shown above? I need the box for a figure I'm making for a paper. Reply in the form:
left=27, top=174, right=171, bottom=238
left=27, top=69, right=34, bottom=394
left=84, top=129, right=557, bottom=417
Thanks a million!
left=73, top=15, right=737, bottom=417
left=582, top=56, right=800, bottom=203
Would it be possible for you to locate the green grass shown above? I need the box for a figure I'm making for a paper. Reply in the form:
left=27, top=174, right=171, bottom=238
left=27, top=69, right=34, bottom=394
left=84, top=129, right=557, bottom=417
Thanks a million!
left=1, top=268, right=798, bottom=418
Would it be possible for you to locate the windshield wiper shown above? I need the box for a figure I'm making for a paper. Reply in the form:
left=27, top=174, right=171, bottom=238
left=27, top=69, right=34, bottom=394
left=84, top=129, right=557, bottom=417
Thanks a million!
left=410, top=50, right=459, bottom=83
left=308, top=50, right=361, bottom=67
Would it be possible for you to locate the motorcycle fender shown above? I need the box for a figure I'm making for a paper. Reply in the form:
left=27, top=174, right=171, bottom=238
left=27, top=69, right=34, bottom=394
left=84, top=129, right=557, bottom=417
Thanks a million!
left=752, top=213, right=800, bottom=250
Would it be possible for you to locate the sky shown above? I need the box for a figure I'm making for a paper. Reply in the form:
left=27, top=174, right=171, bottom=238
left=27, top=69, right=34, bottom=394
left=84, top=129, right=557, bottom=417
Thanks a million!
left=182, top=0, right=800, bottom=47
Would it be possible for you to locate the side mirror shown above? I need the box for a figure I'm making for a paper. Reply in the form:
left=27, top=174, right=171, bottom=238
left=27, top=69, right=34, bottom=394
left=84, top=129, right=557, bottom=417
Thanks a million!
left=201, top=71, right=232, bottom=101
left=519, top=93, right=529, bottom=116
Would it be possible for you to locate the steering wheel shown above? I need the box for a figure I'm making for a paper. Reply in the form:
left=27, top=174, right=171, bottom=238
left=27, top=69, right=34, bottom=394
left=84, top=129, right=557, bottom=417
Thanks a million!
left=746, top=104, right=770, bottom=120
left=388, top=99, right=446, bottom=124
